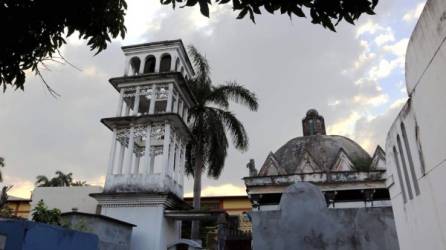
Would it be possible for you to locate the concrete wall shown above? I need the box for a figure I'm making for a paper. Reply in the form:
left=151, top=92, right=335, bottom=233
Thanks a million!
left=250, top=183, right=398, bottom=250
left=0, top=219, right=98, bottom=250
left=62, top=213, right=133, bottom=250
left=385, top=0, right=446, bottom=249
left=29, top=186, right=103, bottom=216
left=101, top=205, right=180, bottom=250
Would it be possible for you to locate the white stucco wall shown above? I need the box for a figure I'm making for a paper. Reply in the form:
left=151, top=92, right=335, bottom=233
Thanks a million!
left=101, top=206, right=180, bottom=250
left=29, top=186, right=103, bottom=217
left=385, top=0, right=446, bottom=249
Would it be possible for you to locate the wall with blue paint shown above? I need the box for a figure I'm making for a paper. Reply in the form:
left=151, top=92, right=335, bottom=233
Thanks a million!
left=0, top=219, right=98, bottom=250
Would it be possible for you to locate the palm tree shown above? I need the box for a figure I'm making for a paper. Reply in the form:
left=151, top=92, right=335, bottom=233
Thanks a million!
left=35, top=175, right=52, bottom=187
left=55, top=171, right=73, bottom=187
left=35, top=171, right=76, bottom=187
left=0, top=157, right=5, bottom=182
left=186, top=46, right=258, bottom=239
left=71, top=180, right=87, bottom=186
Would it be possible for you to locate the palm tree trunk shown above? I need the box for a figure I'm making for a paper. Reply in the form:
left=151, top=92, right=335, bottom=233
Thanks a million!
left=191, top=153, right=203, bottom=240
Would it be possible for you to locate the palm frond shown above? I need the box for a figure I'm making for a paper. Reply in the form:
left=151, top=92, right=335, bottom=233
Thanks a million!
left=35, top=175, right=50, bottom=186
left=213, top=108, right=249, bottom=151
left=188, top=45, right=210, bottom=83
left=209, top=82, right=258, bottom=111
left=205, top=109, right=228, bottom=178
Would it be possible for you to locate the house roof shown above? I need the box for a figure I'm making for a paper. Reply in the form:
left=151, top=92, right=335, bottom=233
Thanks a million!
left=61, top=211, right=136, bottom=227
left=7, top=195, right=31, bottom=202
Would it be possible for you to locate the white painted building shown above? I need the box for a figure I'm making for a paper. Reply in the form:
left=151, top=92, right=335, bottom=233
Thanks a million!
left=91, top=40, right=196, bottom=250
left=244, top=110, right=391, bottom=210
left=29, top=186, right=103, bottom=216
left=385, top=0, right=446, bottom=249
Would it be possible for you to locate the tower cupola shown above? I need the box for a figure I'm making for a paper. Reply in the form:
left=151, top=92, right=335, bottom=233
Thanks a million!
left=302, top=109, right=326, bottom=136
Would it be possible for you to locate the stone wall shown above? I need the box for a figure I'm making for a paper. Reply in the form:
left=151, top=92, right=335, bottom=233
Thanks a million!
left=250, top=183, right=399, bottom=250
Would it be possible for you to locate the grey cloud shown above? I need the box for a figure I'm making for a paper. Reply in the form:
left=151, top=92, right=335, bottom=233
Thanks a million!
left=0, top=1, right=405, bottom=196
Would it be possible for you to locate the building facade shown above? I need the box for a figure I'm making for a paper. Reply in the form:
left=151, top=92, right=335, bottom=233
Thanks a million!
left=5, top=196, right=31, bottom=218
left=244, top=109, right=390, bottom=210
left=29, top=186, right=103, bottom=217
left=385, top=0, right=446, bottom=249
left=184, top=195, right=252, bottom=232
left=91, top=40, right=196, bottom=250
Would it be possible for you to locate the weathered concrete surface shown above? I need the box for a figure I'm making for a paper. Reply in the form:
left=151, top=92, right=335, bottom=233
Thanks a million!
left=62, top=212, right=134, bottom=250
left=250, top=183, right=399, bottom=250
left=385, top=0, right=446, bottom=249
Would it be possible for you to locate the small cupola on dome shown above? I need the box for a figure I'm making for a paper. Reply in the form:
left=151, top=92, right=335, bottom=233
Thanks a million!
left=302, top=109, right=326, bottom=136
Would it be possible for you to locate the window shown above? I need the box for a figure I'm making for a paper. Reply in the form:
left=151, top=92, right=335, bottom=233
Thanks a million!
left=415, top=122, right=426, bottom=175
left=393, top=146, right=407, bottom=203
left=397, top=135, right=414, bottom=200
left=144, top=55, right=156, bottom=73
left=160, top=54, right=172, bottom=72
left=154, top=86, right=168, bottom=113
left=129, top=57, right=141, bottom=75
left=401, top=122, right=420, bottom=196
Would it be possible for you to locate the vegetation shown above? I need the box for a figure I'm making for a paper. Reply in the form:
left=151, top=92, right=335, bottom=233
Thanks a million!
left=162, top=0, right=378, bottom=29
left=185, top=46, right=258, bottom=239
left=0, top=157, right=4, bottom=182
left=0, top=186, right=12, bottom=218
left=2, top=0, right=378, bottom=92
left=32, top=200, right=62, bottom=226
left=0, top=158, right=12, bottom=217
left=35, top=171, right=88, bottom=187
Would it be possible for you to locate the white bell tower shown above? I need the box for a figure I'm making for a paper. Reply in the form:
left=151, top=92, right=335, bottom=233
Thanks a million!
left=92, top=40, right=196, bottom=250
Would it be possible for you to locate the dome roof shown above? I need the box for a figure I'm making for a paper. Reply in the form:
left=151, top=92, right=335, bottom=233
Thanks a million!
left=265, top=135, right=372, bottom=174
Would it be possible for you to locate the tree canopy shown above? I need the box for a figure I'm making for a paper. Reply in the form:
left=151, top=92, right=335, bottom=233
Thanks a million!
left=1, top=0, right=127, bottom=92
left=162, top=0, right=378, bottom=28
left=2, top=0, right=378, bottom=92
left=35, top=171, right=87, bottom=187
left=32, top=200, right=62, bottom=226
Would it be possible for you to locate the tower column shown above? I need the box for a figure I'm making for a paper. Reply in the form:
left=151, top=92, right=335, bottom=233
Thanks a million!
left=116, top=89, right=125, bottom=116
left=125, top=127, right=135, bottom=175
left=169, top=132, right=176, bottom=179
left=117, top=142, right=125, bottom=174
left=166, top=83, right=174, bottom=112
left=149, top=85, right=157, bottom=114
left=107, top=129, right=118, bottom=175
left=174, top=139, right=181, bottom=183
left=179, top=144, right=185, bottom=188
left=171, top=56, right=177, bottom=71
left=133, top=155, right=140, bottom=174
left=162, top=123, right=171, bottom=180
left=124, top=102, right=130, bottom=116
left=143, top=125, right=153, bottom=174
left=179, top=100, right=184, bottom=118
left=155, top=55, right=161, bottom=73
left=183, top=107, right=189, bottom=124
left=133, top=87, right=141, bottom=116
left=139, top=56, right=145, bottom=74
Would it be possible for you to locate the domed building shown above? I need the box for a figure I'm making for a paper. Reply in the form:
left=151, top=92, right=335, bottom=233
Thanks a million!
left=244, top=109, right=390, bottom=209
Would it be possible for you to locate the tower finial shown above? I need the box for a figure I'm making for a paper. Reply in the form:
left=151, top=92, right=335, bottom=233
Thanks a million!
left=302, top=109, right=326, bottom=136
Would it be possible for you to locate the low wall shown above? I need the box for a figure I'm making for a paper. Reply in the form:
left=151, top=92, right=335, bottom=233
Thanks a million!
left=0, top=219, right=98, bottom=250
left=250, top=183, right=399, bottom=250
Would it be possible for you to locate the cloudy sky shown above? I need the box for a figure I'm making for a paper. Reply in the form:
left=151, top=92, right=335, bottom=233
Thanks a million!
left=1, top=0, right=426, bottom=198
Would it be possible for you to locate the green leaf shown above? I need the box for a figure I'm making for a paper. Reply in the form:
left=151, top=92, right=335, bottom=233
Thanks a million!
left=198, top=0, right=210, bottom=17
